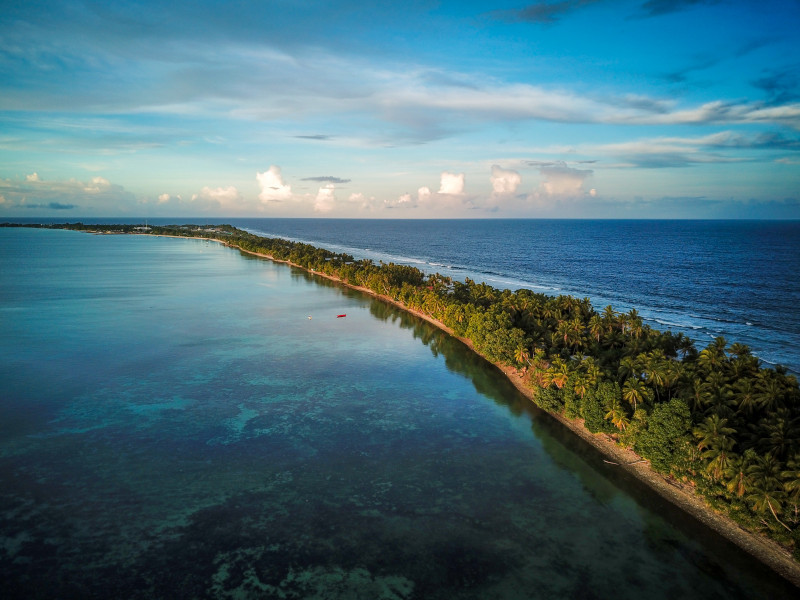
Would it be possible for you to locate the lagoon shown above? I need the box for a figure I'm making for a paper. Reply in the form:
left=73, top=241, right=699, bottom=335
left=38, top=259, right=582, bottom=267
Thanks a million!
left=0, top=228, right=795, bottom=598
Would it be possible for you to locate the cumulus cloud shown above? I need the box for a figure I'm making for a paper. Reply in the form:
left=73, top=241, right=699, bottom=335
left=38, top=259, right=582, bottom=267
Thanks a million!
left=314, top=184, right=336, bottom=213
left=417, top=186, right=432, bottom=203
left=192, top=185, right=243, bottom=209
left=490, top=165, right=522, bottom=195
left=539, top=162, right=593, bottom=196
left=348, top=192, right=375, bottom=211
left=158, top=193, right=171, bottom=203
left=84, top=176, right=111, bottom=193
left=256, top=165, right=292, bottom=202
left=26, top=172, right=40, bottom=182
left=385, top=192, right=416, bottom=209
left=438, top=172, right=465, bottom=195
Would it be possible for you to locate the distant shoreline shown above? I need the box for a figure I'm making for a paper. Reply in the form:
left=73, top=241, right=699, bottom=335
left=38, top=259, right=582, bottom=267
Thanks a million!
left=171, top=232, right=800, bottom=588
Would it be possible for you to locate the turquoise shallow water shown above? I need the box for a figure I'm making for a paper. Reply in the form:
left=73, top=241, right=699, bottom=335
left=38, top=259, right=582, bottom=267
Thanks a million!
left=0, top=228, right=796, bottom=599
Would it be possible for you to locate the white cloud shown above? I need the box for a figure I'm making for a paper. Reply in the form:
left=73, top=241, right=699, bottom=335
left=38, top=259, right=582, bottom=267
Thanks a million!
left=191, top=186, right=243, bottom=210
left=539, top=162, right=593, bottom=197
left=417, top=186, right=432, bottom=203
left=439, top=171, right=465, bottom=195
left=490, top=165, right=521, bottom=195
left=26, top=172, right=40, bottom=182
left=256, top=165, right=292, bottom=202
left=84, top=176, right=111, bottom=193
left=348, top=192, right=376, bottom=211
left=158, top=193, right=171, bottom=203
left=385, top=192, right=416, bottom=209
left=314, top=184, right=336, bottom=213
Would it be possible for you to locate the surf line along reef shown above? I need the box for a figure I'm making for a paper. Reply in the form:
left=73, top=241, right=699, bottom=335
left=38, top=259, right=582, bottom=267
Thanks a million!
left=12, top=221, right=800, bottom=586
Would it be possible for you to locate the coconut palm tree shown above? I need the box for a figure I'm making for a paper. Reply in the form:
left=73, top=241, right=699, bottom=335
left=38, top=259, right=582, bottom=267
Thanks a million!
left=734, top=378, right=759, bottom=416
left=602, top=305, right=617, bottom=331
left=782, top=454, right=800, bottom=525
left=697, top=336, right=727, bottom=374
left=725, top=451, right=755, bottom=498
left=588, top=314, right=603, bottom=343
left=758, top=410, right=800, bottom=460
left=514, top=344, right=530, bottom=368
left=604, top=395, right=630, bottom=432
left=694, top=414, right=736, bottom=452
left=547, top=358, right=571, bottom=389
left=756, top=372, right=785, bottom=412
left=685, top=377, right=712, bottom=413
left=623, top=378, right=649, bottom=412
left=573, top=372, right=590, bottom=399
left=643, top=350, right=669, bottom=401
left=702, top=438, right=737, bottom=483
left=617, top=355, right=641, bottom=383
left=746, top=454, right=791, bottom=531
left=626, top=309, right=644, bottom=339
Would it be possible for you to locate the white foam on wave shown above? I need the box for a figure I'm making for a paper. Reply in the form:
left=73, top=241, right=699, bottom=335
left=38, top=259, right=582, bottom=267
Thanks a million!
left=652, top=318, right=703, bottom=330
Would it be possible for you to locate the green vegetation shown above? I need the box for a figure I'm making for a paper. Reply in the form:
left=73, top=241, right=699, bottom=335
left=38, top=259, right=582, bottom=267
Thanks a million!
left=7, top=221, right=800, bottom=559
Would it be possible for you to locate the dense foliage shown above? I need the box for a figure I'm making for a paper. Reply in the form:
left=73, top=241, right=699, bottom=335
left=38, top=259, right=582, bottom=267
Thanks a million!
left=8, top=221, right=800, bottom=558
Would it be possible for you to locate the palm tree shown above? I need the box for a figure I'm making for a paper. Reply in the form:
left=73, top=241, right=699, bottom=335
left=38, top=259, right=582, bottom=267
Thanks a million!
left=602, top=305, right=617, bottom=331
left=733, top=378, right=759, bottom=416
left=746, top=454, right=791, bottom=531
left=702, top=371, right=734, bottom=418
left=702, top=439, right=736, bottom=482
left=674, top=332, right=696, bottom=360
left=758, top=410, right=800, bottom=460
left=513, top=344, right=530, bottom=368
left=547, top=358, right=570, bottom=389
left=643, top=350, right=668, bottom=401
left=604, top=395, right=630, bottom=432
left=756, top=372, right=785, bottom=412
left=588, top=314, right=603, bottom=343
left=694, top=414, right=736, bottom=452
left=626, top=309, right=644, bottom=339
left=725, top=451, right=755, bottom=498
left=697, top=336, right=727, bottom=374
left=573, top=373, right=590, bottom=399
left=617, top=355, right=640, bottom=383
left=782, top=454, right=800, bottom=524
left=583, top=358, right=601, bottom=387
left=622, top=378, right=649, bottom=412
left=686, top=377, right=712, bottom=413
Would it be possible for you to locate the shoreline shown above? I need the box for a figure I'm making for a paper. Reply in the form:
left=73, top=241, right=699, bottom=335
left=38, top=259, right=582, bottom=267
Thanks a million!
left=179, top=233, right=800, bottom=586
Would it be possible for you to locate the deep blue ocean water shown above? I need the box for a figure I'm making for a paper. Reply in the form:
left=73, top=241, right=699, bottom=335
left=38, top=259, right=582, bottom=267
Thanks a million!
left=0, top=226, right=797, bottom=598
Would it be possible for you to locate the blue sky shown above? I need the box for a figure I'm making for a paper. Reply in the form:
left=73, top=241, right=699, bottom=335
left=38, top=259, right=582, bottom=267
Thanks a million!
left=1, top=0, right=799, bottom=218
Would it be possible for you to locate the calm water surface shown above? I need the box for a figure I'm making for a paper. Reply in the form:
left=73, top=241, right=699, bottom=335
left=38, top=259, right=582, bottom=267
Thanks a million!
left=0, top=228, right=796, bottom=598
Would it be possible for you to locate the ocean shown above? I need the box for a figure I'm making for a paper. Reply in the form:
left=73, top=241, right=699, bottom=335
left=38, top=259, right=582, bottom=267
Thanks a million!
left=0, top=224, right=797, bottom=598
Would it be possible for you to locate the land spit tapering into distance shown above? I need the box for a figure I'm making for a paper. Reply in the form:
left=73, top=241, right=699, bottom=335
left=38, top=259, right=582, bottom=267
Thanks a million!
left=6, top=221, right=800, bottom=587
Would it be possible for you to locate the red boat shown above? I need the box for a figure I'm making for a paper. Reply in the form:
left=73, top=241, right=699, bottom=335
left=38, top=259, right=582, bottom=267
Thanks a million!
left=337, top=314, right=346, bottom=318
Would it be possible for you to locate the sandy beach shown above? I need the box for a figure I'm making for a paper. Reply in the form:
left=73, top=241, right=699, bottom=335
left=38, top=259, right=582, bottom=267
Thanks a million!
left=199, top=235, right=800, bottom=588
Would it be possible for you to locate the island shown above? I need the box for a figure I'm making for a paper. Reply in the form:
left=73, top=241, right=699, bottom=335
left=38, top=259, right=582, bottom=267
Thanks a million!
left=4, top=221, right=799, bottom=587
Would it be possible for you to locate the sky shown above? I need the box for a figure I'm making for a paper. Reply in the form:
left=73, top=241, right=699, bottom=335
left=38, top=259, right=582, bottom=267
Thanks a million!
left=1, top=0, right=799, bottom=219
